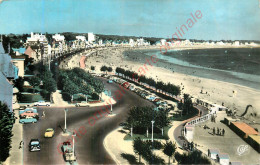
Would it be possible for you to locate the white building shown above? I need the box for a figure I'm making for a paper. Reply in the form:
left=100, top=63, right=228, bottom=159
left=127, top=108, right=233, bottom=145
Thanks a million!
left=88, top=33, right=95, bottom=43
left=76, top=36, right=86, bottom=41
left=160, top=39, right=166, bottom=46
left=98, top=40, right=103, bottom=45
left=234, top=41, right=240, bottom=46
left=217, top=153, right=229, bottom=165
left=184, top=125, right=194, bottom=142
left=52, top=34, right=65, bottom=42
left=25, top=32, right=49, bottom=59
left=137, top=38, right=144, bottom=46
left=129, top=39, right=135, bottom=47
left=208, top=149, right=220, bottom=160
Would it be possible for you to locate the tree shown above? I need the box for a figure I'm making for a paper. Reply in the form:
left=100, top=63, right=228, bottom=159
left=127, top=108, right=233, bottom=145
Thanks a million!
left=107, top=67, right=113, bottom=72
left=156, top=111, right=170, bottom=136
left=183, top=94, right=193, bottom=115
left=133, top=138, right=144, bottom=163
left=63, top=80, right=80, bottom=100
left=14, top=77, right=24, bottom=92
left=175, top=150, right=211, bottom=164
left=133, top=138, right=152, bottom=164
left=91, top=66, right=95, bottom=71
left=28, top=76, right=40, bottom=93
left=156, top=81, right=164, bottom=93
left=0, top=101, right=15, bottom=162
left=100, top=65, right=108, bottom=74
left=163, top=141, right=176, bottom=164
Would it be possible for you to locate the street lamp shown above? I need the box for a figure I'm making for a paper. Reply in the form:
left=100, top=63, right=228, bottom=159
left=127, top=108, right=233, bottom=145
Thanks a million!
left=72, top=131, right=76, bottom=155
left=131, top=126, right=133, bottom=137
left=64, top=108, right=68, bottom=133
left=151, top=120, right=155, bottom=142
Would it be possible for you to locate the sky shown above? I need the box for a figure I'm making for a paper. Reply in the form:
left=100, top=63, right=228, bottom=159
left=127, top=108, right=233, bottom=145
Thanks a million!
left=0, top=0, right=260, bottom=40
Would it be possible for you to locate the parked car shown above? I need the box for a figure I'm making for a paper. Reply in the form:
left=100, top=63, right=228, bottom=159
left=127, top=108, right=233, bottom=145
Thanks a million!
left=62, top=142, right=76, bottom=162
left=29, top=139, right=41, bottom=152
left=44, top=128, right=55, bottom=138
left=34, top=100, right=50, bottom=106
left=75, top=101, right=90, bottom=107
left=129, top=85, right=135, bottom=91
left=19, top=107, right=37, bottom=115
left=19, top=117, right=37, bottom=124
left=153, top=98, right=162, bottom=103
left=147, top=95, right=156, bottom=101
left=19, top=108, right=38, bottom=118
left=122, top=82, right=130, bottom=88
left=107, top=79, right=113, bottom=83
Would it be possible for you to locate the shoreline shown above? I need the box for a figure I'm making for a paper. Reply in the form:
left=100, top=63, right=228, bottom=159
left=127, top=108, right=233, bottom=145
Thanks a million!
left=84, top=46, right=260, bottom=118
left=124, top=49, right=260, bottom=90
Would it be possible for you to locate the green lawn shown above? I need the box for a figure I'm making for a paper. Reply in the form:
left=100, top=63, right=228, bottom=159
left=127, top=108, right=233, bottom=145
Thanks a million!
left=18, top=94, right=44, bottom=103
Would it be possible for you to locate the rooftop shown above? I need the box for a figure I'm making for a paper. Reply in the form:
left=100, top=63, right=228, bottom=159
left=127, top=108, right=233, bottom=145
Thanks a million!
left=248, top=134, right=260, bottom=144
left=208, top=149, right=220, bottom=154
left=218, top=153, right=229, bottom=159
left=232, top=122, right=259, bottom=135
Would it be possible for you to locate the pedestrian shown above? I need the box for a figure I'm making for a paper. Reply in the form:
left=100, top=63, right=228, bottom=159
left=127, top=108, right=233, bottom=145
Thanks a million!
left=19, top=140, right=24, bottom=149
left=222, top=129, right=225, bottom=136
left=184, top=127, right=187, bottom=135
left=217, top=128, right=219, bottom=135
left=42, top=111, right=45, bottom=118
left=219, top=128, right=222, bottom=136
left=213, top=127, right=215, bottom=135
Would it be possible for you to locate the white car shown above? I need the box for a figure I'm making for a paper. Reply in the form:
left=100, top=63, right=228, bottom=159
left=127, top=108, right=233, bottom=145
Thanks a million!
left=75, top=101, right=90, bottom=107
left=34, top=100, right=51, bottom=106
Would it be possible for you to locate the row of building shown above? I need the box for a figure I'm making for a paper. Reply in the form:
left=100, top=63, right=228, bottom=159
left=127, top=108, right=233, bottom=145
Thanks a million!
left=12, top=32, right=151, bottom=63
left=159, top=39, right=260, bottom=47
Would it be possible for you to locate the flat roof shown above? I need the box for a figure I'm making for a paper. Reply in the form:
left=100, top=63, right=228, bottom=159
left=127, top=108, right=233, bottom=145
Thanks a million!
left=218, top=153, right=229, bottom=159
left=232, top=122, right=259, bottom=135
left=248, top=134, right=260, bottom=144
left=208, top=149, right=220, bottom=154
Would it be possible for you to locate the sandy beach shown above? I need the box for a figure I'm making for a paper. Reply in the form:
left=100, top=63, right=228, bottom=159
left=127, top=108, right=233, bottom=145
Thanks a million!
left=84, top=46, right=260, bottom=124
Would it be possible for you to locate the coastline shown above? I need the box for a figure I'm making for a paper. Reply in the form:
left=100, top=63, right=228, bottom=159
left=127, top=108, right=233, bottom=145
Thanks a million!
left=84, top=46, right=260, bottom=117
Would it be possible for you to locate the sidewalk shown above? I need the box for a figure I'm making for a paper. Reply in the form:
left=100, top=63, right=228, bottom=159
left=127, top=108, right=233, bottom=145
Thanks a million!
left=104, top=127, right=150, bottom=165
left=3, top=111, right=23, bottom=165
left=52, top=90, right=70, bottom=107
left=104, top=123, right=180, bottom=165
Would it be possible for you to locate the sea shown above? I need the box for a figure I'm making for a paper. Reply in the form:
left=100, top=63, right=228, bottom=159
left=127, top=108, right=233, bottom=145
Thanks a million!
left=124, top=48, right=260, bottom=90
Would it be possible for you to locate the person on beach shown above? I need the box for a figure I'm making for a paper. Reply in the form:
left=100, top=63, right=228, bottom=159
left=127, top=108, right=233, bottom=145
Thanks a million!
left=217, top=128, right=219, bottom=135
left=222, top=129, right=225, bottom=136
left=213, top=127, right=215, bottom=135
left=219, top=128, right=222, bottom=136
left=19, top=140, right=24, bottom=149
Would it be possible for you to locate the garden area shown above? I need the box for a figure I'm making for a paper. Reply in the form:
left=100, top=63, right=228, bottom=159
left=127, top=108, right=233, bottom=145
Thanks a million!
left=122, top=106, right=171, bottom=140
left=58, top=68, right=104, bottom=103
left=15, top=66, right=57, bottom=103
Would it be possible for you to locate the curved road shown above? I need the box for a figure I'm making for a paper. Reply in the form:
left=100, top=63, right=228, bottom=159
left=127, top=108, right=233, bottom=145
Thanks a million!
left=22, top=78, right=154, bottom=164
left=173, top=104, right=208, bottom=149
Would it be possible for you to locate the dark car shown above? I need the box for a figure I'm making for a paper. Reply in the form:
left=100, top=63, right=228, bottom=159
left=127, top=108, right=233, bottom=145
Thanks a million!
left=29, top=139, right=41, bottom=152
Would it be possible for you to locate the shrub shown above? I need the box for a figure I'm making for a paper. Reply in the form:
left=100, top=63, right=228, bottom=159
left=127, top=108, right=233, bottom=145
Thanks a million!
left=62, top=92, right=71, bottom=101
left=145, top=140, right=163, bottom=150
left=175, top=150, right=211, bottom=164
left=40, top=90, right=50, bottom=101
left=91, top=93, right=100, bottom=100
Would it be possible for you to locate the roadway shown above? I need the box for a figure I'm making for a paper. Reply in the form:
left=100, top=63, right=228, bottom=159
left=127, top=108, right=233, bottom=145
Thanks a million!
left=22, top=78, right=154, bottom=164
left=173, top=104, right=208, bottom=149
